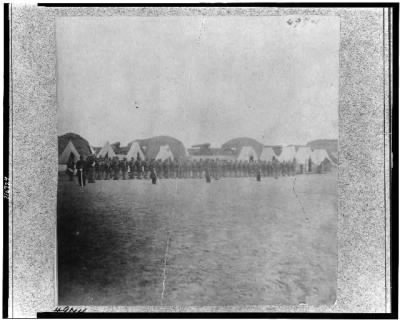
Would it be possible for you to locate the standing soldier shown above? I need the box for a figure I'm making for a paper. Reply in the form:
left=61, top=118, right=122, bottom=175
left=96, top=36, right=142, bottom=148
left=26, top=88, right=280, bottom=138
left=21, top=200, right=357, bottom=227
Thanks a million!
left=182, top=160, right=187, bottom=179
left=155, top=159, right=161, bottom=179
left=169, top=158, right=174, bottom=178
left=150, top=163, right=157, bottom=184
left=176, top=159, right=181, bottom=179
left=223, top=160, right=228, bottom=177
left=94, top=157, right=100, bottom=180
left=87, top=155, right=96, bottom=183
left=103, top=158, right=109, bottom=180
left=173, top=159, right=179, bottom=179
left=243, top=160, right=249, bottom=177
left=112, top=157, right=120, bottom=180
left=229, top=160, right=234, bottom=177
left=66, top=155, right=75, bottom=181
left=76, top=155, right=87, bottom=188
left=250, top=160, right=255, bottom=177
left=292, top=158, right=297, bottom=176
left=256, top=161, right=261, bottom=181
left=135, top=157, right=141, bottom=179
left=272, top=156, right=279, bottom=179
left=261, top=160, right=266, bottom=177
left=193, top=159, right=199, bottom=178
left=189, top=159, right=194, bottom=178
left=120, top=158, right=128, bottom=180
left=142, top=159, right=148, bottom=179
left=267, top=160, right=272, bottom=177
left=280, top=161, right=286, bottom=177
left=128, top=157, right=134, bottom=179
left=217, top=159, right=222, bottom=180
left=234, top=160, right=238, bottom=177
left=97, top=157, right=104, bottom=180
left=198, top=159, right=204, bottom=178
left=205, top=160, right=211, bottom=183
left=162, top=159, right=168, bottom=179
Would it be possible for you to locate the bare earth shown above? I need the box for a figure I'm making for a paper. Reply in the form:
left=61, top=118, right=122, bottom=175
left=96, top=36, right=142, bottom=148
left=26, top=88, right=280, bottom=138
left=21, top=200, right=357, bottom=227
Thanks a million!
left=58, top=172, right=337, bottom=306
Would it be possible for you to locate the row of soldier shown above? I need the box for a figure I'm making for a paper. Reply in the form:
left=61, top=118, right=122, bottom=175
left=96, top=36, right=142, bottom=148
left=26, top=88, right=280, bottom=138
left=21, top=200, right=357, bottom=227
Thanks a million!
left=67, top=154, right=299, bottom=185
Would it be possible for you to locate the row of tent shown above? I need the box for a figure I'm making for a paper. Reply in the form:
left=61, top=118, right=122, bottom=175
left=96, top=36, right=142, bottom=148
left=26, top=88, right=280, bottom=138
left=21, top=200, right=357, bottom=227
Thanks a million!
left=60, top=140, right=175, bottom=164
left=60, top=139, right=335, bottom=167
left=97, top=141, right=175, bottom=161
left=236, top=145, right=334, bottom=165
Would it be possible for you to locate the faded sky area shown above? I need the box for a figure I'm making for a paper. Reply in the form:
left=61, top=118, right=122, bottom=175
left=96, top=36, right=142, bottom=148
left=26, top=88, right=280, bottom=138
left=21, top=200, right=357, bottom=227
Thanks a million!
left=57, top=16, right=339, bottom=147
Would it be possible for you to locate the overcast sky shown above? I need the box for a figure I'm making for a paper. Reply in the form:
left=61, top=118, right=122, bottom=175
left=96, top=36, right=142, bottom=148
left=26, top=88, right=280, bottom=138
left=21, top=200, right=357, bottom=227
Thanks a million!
left=57, top=16, right=339, bottom=148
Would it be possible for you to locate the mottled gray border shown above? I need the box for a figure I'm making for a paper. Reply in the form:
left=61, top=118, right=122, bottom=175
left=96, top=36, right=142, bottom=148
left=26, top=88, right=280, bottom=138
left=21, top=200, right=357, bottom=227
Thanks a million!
left=9, top=6, right=391, bottom=317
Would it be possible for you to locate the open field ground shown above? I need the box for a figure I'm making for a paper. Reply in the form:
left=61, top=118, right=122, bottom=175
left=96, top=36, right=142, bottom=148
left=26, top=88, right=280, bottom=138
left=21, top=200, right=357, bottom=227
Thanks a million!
left=58, top=172, right=337, bottom=306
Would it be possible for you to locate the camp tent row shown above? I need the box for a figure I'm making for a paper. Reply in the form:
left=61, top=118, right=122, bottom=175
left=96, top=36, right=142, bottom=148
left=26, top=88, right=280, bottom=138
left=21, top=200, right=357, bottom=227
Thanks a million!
left=246, top=145, right=335, bottom=167
left=96, top=141, right=174, bottom=161
left=61, top=139, right=334, bottom=167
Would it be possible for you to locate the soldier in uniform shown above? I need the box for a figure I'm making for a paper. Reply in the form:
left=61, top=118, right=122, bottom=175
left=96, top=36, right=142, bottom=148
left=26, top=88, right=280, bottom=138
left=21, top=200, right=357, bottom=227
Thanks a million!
left=120, top=158, right=128, bottom=180
left=181, top=160, right=186, bottom=178
left=250, top=160, right=255, bottom=177
left=87, top=155, right=96, bottom=183
left=128, top=157, right=134, bottom=179
left=198, top=159, right=203, bottom=178
left=173, top=159, right=178, bottom=179
left=272, top=156, right=279, bottom=179
left=256, top=161, right=261, bottom=181
left=97, top=157, right=103, bottom=180
left=192, top=159, right=198, bottom=178
left=190, top=159, right=195, bottom=178
left=94, top=157, right=100, bottom=180
left=205, top=160, right=211, bottom=183
left=161, top=159, right=167, bottom=179
left=143, top=159, right=149, bottom=179
left=261, top=160, right=266, bottom=177
left=154, top=159, right=161, bottom=179
left=217, top=159, right=222, bottom=180
left=103, top=158, right=109, bottom=180
left=243, top=160, right=247, bottom=177
left=66, top=155, right=75, bottom=181
left=112, top=157, right=120, bottom=180
left=176, top=159, right=181, bottom=178
left=135, top=158, right=141, bottom=179
left=76, top=155, right=87, bottom=187
left=150, top=164, right=157, bottom=184
left=267, top=161, right=272, bottom=177
left=291, top=158, right=297, bottom=176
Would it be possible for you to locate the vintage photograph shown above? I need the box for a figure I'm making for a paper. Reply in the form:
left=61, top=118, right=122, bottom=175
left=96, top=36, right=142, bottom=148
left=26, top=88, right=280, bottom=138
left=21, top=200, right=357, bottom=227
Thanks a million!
left=56, top=16, right=339, bottom=306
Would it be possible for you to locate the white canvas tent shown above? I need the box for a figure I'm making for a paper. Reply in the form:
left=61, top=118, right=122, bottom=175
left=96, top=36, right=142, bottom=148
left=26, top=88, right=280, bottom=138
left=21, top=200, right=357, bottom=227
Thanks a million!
left=156, top=145, right=174, bottom=161
left=278, top=146, right=296, bottom=162
left=126, top=141, right=145, bottom=160
left=310, top=149, right=334, bottom=165
left=295, top=147, right=312, bottom=164
left=59, top=140, right=80, bottom=164
left=98, top=141, right=116, bottom=158
left=259, top=147, right=277, bottom=161
left=237, top=146, right=259, bottom=161
left=89, top=145, right=96, bottom=155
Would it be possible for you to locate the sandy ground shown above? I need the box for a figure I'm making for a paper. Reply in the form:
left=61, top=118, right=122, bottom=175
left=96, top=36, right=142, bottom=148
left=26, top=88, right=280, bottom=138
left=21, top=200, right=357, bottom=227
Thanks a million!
left=58, top=172, right=337, bottom=306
